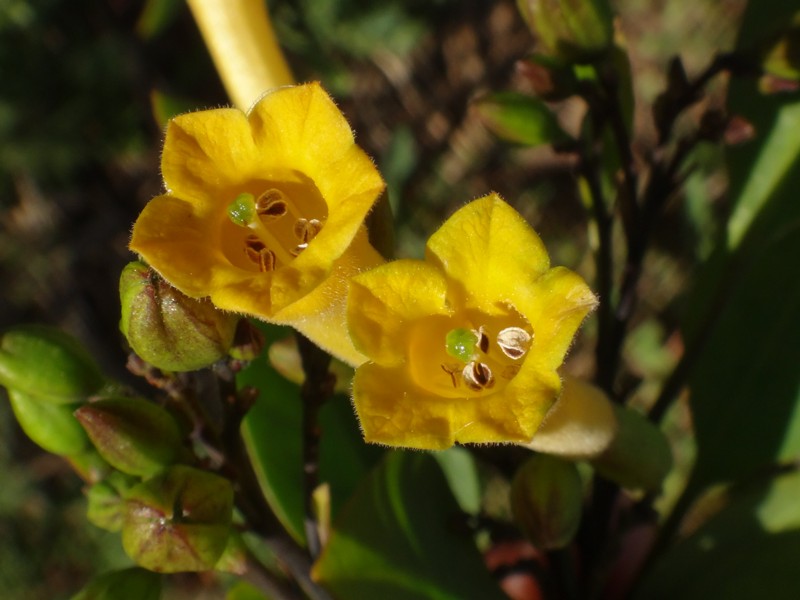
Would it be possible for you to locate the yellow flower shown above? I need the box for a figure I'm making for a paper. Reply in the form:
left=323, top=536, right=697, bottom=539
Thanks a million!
left=347, top=194, right=597, bottom=449
left=130, top=83, right=385, bottom=365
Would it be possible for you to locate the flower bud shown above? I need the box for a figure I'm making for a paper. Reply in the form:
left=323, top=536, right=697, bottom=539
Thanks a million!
left=473, top=91, right=570, bottom=147
left=526, top=377, right=618, bottom=459
left=517, top=0, right=615, bottom=65
left=75, top=397, right=185, bottom=478
left=7, top=389, right=88, bottom=455
left=0, top=324, right=105, bottom=404
left=71, top=567, right=162, bottom=600
left=122, top=465, right=234, bottom=573
left=510, top=454, right=583, bottom=549
left=120, top=262, right=238, bottom=372
left=591, top=405, right=673, bottom=492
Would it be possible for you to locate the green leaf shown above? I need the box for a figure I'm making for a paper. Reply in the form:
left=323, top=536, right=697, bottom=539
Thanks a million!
left=686, top=221, right=800, bottom=492
left=226, top=581, right=271, bottom=600
left=71, top=567, right=162, bottom=600
left=473, top=92, right=570, bottom=147
left=318, top=394, right=385, bottom=518
left=313, top=452, right=506, bottom=600
left=238, top=324, right=306, bottom=544
left=635, top=468, right=800, bottom=599
left=7, top=389, right=87, bottom=455
left=432, top=447, right=481, bottom=515
left=678, top=1, right=800, bottom=496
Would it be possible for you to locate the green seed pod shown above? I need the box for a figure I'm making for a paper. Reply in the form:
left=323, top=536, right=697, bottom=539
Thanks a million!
left=7, top=389, right=88, bottom=456
left=75, top=397, right=185, bottom=478
left=71, top=567, right=162, bottom=600
left=122, top=465, right=234, bottom=573
left=510, top=454, right=584, bottom=549
left=0, top=324, right=105, bottom=404
left=517, top=0, right=615, bottom=65
left=119, top=262, right=238, bottom=372
left=591, top=404, right=673, bottom=492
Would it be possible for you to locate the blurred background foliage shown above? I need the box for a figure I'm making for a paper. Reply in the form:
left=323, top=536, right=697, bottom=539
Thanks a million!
left=0, top=0, right=760, bottom=597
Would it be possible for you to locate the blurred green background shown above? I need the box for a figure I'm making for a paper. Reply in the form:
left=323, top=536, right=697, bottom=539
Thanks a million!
left=0, top=0, right=743, bottom=597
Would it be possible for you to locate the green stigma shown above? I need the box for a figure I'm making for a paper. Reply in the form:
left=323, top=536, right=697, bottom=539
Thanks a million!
left=227, top=193, right=256, bottom=227
left=445, top=328, right=478, bottom=363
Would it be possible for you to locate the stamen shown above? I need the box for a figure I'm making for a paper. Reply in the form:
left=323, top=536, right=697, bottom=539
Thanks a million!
left=463, top=361, right=495, bottom=391
left=477, top=327, right=489, bottom=354
left=255, top=189, right=288, bottom=218
left=497, top=327, right=533, bottom=360
left=290, top=242, right=309, bottom=257
left=293, top=218, right=323, bottom=242
left=501, top=364, right=521, bottom=380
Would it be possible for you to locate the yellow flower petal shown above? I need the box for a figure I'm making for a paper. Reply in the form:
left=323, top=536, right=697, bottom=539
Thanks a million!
left=523, top=266, right=599, bottom=371
left=426, top=193, right=551, bottom=312
left=348, top=260, right=451, bottom=367
left=162, top=108, right=258, bottom=201
left=130, top=84, right=385, bottom=365
left=353, top=362, right=455, bottom=449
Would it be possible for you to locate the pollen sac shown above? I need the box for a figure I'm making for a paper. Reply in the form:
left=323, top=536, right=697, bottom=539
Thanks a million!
left=463, top=361, right=495, bottom=391
left=255, top=189, right=288, bottom=218
left=497, top=327, right=533, bottom=360
left=294, top=218, right=323, bottom=243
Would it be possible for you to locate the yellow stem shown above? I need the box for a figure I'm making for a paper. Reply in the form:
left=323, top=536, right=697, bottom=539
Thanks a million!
left=186, top=0, right=295, bottom=111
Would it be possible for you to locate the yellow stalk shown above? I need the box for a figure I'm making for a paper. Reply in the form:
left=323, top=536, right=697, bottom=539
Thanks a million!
left=186, top=0, right=295, bottom=110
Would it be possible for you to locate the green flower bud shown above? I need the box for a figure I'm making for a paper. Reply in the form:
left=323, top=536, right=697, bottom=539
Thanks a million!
left=0, top=325, right=104, bottom=404
left=517, top=0, right=615, bottom=65
left=71, top=567, right=162, bottom=600
left=75, top=397, right=185, bottom=478
left=473, top=92, right=570, bottom=147
left=7, top=389, right=88, bottom=455
left=591, top=405, right=673, bottom=492
left=86, top=472, right=138, bottom=532
left=120, top=262, right=239, bottom=372
left=510, top=454, right=583, bottom=550
left=122, top=465, right=233, bottom=573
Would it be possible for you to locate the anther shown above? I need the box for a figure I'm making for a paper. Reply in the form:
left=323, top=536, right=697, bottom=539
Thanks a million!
left=497, top=327, right=533, bottom=360
left=255, top=189, right=288, bottom=218
left=294, top=218, right=323, bottom=243
left=462, top=361, right=495, bottom=391
left=477, top=327, right=489, bottom=354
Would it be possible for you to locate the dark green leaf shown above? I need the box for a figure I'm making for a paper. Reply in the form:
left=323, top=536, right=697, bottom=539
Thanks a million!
left=635, top=468, right=800, bottom=599
left=238, top=324, right=306, bottom=544
left=679, top=0, right=800, bottom=494
left=313, top=452, right=506, bottom=600
left=71, top=567, right=162, bottom=600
